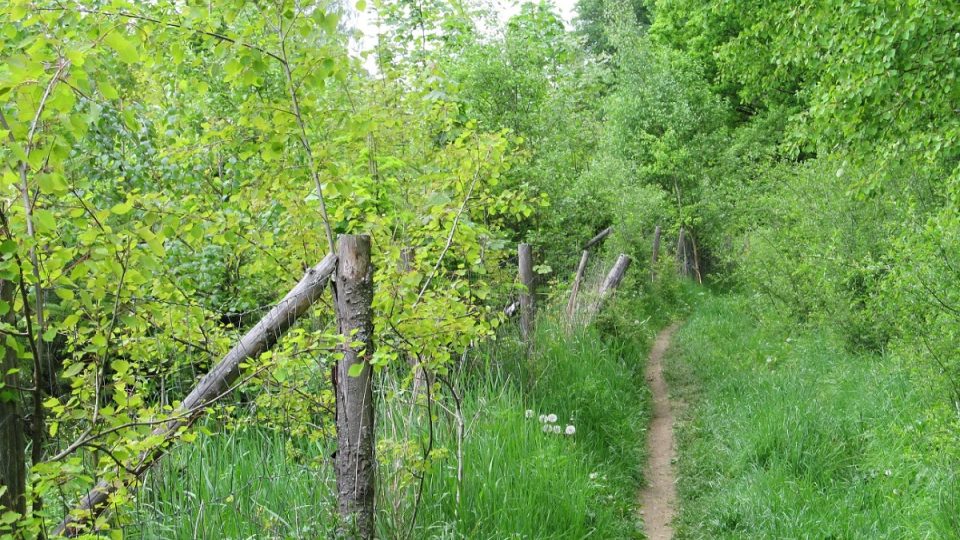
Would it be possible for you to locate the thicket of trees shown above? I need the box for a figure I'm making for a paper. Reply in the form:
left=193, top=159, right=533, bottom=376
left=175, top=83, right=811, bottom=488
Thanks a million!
left=1, top=0, right=957, bottom=537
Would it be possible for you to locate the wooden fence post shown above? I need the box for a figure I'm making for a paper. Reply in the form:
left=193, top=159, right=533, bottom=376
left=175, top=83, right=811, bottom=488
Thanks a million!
left=566, top=250, right=590, bottom=320
left=0, top=279, right=26, bottom=524
left=599, top=254, right=632, bottom=300
left=518, top=243, right=535, bottom=343
left=651, top=225, right=661, bottom=282
left=54, top=254, right=338, bottom=536
left=333, top=235, right=376, bottom=539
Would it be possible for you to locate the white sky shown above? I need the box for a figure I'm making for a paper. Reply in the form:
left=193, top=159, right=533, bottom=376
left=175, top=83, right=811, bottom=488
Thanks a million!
left=347, top=0, right=579, bottom=70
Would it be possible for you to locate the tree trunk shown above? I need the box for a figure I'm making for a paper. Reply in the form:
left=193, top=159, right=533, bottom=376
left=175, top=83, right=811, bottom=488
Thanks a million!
left=54, top=254, right=337, bottom=537
left=690, top=233, right=703, bottom=284
left=651, top=225, right=661, bottom=282
left=518, top=243, right=535, bottom=343
left=582, top=226, right=612, bottom=250
left=0, top=279, right=26, bottom=523
left=677, top=227, right=693, bottom=279
left=333, top=235, right=376, bottom=539
left=566, top=250, right=590, bottom=320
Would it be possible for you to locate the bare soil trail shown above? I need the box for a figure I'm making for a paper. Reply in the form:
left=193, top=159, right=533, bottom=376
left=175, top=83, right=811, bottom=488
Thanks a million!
left=639, top=323, right=681, bottom=540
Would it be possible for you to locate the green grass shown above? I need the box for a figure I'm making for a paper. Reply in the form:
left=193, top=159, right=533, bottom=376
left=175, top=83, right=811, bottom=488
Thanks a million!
left=130, top=429, right=339, bottom=538
left=395, top=318, right=654, bottom=539
left=667, top=293, right=960, bottom=539
left=126, top=275, right=690, bottom=539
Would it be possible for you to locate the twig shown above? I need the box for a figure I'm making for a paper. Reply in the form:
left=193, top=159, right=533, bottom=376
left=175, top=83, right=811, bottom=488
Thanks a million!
left=415, top=148, right=491, bottom=305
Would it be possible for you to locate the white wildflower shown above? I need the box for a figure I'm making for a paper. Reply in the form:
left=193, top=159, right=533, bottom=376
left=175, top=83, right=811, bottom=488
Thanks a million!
left=538, top=414, right=547, bottom=423
left=565, top=425, right=576, bottom=436
left=525, top=409, right=534, bottom=419
left=542, top=424, right=551, bottom=433
left=546, top=413, right=558, bottom=423
left=552, top=425, right=562, bottom=434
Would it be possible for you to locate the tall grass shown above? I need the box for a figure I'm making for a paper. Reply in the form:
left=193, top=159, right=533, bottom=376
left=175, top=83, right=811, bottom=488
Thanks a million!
left=667, top=294, right=960, bottom=539
left=130, top=429, right=338, bottom=538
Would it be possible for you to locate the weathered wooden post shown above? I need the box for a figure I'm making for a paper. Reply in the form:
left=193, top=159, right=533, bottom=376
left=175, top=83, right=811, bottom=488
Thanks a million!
left=583, top=226, right=613, bottom=250
left=599, top=254, right=632, bottom=300
left=651, top=225, right=661, bottom=282
left=566, top=250, right=590, bottom=320
left=333, top=235, right=376, bottom=539
left=0, top=279, right=26, bottom=524
left=518, top=243, right=535, bottom=343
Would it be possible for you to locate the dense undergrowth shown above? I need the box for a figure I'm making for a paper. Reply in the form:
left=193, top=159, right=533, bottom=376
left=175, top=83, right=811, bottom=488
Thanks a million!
left=667, top=293, right=960, bottom=539
left=130, top=268, right=694, bottom=538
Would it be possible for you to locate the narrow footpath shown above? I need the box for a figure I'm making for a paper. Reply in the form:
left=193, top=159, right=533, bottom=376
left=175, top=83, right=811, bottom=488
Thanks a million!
left=638, top=323, right=681, bottom=539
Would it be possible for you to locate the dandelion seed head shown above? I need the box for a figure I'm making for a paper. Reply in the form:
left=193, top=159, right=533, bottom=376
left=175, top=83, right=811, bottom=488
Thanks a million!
left=565, top=425, right=576, bottom=436
left=525, top=409, right=534, bottom=419
left=542, top=424, right=551, bottom=433
left=546, top=413, right=558, bottom=423
left=538, top=414, right=547, bottom=423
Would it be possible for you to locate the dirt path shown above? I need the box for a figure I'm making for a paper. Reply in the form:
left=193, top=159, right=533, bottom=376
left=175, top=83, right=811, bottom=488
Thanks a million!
left=639, top=323, right=681, bottom=540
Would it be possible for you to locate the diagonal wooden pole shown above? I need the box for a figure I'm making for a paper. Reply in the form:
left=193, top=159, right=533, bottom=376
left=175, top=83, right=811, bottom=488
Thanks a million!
left=54, top=254, right=337, bottom=537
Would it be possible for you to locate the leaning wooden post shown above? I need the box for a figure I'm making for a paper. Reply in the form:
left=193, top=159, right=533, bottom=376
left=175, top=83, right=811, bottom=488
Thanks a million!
left=333, top=235, right=376, bottom=539
left=566, top=250, right=590, bottom=320
left=518, top=243, right=535, bottom=343
left=0, top=279, right=26, bottom=524
left=54, top=254, right=338, bottom=536
left=599, top=254, right=632, bottom=300
left=650, top=225, right=661, bottom=282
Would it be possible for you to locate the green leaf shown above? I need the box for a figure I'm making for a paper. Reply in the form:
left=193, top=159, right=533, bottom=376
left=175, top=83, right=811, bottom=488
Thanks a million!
left=54, top=288, right=75, bottom=301
left=104, top=31, right=139, bottom=64
left=33, top=209, right=56, bottom=233
left=111, top=201, right=133, bottom=215
left=1, top=510, right=19, bottom=525
left=38, top=172, right=68, bottom=194
left=100, top=81, right=119, bottom=100
left=347, top=363, right=365, bottom=377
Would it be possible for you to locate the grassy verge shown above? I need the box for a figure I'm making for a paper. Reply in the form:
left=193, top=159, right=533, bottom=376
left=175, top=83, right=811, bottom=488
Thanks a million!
left=130, top=275, right=691, bottom=538
left=667, top=294, right=960, bottom=539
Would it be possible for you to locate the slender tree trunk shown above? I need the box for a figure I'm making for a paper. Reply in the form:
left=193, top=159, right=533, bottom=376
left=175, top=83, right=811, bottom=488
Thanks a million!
left=651, top=225, right=661, bottom=282
left=333, top=235, right=376, bottom=539
left=517, top=243, right=535, bottom=343
left=690, top=233, right=703, bottom=284
left=677, top=227, right=693, bottom=278
left=399, top=247, right=429, bottom=396
left=0, top=279, right=26, bottom=523
left=54, top=254, right=337, bottom=536
left=566, top=250, right=590, bottom=320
